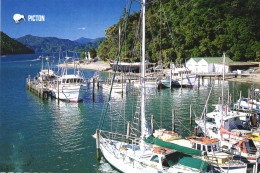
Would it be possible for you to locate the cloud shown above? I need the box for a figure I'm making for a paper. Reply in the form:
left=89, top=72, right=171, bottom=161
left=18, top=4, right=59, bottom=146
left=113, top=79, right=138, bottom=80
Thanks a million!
left=78, top=27, right=86, bottom=30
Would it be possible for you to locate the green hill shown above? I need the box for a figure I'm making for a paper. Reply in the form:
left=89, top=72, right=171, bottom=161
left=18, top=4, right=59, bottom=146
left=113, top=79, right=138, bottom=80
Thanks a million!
left=98, top=0, right=260, bottom=62
left=16, top=35, right=104, bottom=53
left=0, top=32, right=35, bottom=55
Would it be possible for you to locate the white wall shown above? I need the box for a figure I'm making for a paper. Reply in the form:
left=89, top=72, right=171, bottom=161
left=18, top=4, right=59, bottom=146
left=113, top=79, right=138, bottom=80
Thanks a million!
left=214, top=64, right=230, bottom=73
left=186, top=58, right=230, bottom=73
left=186, top=58, right=198, bottom=73
left=197, top=59, right=209, bottom=73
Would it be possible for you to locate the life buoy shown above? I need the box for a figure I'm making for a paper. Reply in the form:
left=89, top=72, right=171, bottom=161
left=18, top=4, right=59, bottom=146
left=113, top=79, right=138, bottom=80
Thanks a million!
left=212, top=127, right=217, bottom=132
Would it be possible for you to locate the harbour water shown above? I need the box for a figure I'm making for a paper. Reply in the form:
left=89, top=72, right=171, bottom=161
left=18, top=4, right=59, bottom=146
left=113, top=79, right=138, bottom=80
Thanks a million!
left=0, top=54, right=259, bottom=172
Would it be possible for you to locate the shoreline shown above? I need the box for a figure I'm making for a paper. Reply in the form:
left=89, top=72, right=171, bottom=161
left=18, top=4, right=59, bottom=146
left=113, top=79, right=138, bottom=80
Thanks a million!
left=58, top=61, right=260, bottom=85
left=57, top=61, right=113, bottom=72
left=226, top=73, right=260, bottom=85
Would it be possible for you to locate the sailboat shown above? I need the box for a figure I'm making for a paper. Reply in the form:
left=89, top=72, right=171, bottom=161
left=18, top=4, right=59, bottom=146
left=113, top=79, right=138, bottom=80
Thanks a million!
left=94, top=1, right=212, bottom=172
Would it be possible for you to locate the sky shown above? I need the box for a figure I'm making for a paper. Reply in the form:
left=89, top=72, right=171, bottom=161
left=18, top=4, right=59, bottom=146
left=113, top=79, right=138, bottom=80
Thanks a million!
left=1, top=0, right=140, bottom=40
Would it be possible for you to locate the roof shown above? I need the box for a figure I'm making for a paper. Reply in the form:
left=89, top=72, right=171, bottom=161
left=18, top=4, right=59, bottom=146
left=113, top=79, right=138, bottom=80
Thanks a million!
left=190, top=57, right=201, bottom=62
left=226, top=62, right=258, bottom=66
left=153, top=147, right=174, bottom=155
left=186, top=136, right=219, bottom=144
left=191, top=57, right=233, bottom=63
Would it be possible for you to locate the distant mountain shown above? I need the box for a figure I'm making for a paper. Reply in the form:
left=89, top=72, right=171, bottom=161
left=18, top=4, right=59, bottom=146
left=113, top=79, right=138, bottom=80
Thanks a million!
left=16, top=35, right=105, bottom=53
left=0, top=32, right=35, bottom=55
left=74, top=37, right=105, bottom=44
left=74, top=37, right=93, bottom=44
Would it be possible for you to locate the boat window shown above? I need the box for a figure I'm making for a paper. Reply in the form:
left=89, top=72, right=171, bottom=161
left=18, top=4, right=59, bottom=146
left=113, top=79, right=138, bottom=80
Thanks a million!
left=77, top=79, right=80, bottom=83
left=62, top=79, right=66, bottom=83
left=192, top=143, right=196, bottom=149
left=208, top=145, right=212, bottom=152
left=66, top=79, right=69, bottom=83
left=197, top=144, right=201, bottom=150
left=70, top=79, right=73, bottom=83
left=74, top=79, right=77, bottom=83
left=203, top=145, right=206, bottom=151
left=162, top=158, right=170, bottom=167
left=150, top=155, right=159, bottom=163
left=213, top=145, right=217, bottom=151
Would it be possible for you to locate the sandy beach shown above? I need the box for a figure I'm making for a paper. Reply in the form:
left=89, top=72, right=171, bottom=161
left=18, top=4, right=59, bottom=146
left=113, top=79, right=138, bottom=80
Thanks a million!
left=226, top=73, right=260, bottom=84
left=57, top=61, right=112, bottom=72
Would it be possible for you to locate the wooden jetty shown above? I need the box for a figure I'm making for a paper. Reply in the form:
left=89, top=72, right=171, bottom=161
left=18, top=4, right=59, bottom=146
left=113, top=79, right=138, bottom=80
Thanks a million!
left=26, top=75, right=50, bottom=99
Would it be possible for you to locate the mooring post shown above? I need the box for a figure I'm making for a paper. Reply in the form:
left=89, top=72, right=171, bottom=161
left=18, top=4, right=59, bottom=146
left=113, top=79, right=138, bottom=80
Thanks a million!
left=190, top=105, right=192, bottom=126
left=28, top=75, right=31, bottom=90
left=126, top=121, right=130, bottom=143
left=156, top=73, right=158, bottom=90
left=170, top=68, right=172, bottom=90
left=121, top=72, right=123, bottom=97
left=172, top=109, right=175, bottom=132
left=93, top=78, right=95, bottom=102
left=151, top=115, right=154, bottom=133
left=198, top=76, right=200, bottom=89
left=227, top=89, right=230, bottom=106
left=96, top=129, right=101, bottom=160
left=239, top=90, right=242, bottom=109
left=57, top=80, right=59, bottom=100
left=181, top=72, right=183, bottom=90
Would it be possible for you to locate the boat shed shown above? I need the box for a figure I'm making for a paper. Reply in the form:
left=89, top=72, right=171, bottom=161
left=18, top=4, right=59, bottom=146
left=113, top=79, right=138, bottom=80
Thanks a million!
left=186, top=57, right=233, bottom=73
left=226, top=62, right=259, bottom=71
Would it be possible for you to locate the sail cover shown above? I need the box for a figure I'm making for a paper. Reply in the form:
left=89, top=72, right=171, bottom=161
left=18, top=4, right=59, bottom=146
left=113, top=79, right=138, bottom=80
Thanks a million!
left=144, top=135, right=202, bottom=156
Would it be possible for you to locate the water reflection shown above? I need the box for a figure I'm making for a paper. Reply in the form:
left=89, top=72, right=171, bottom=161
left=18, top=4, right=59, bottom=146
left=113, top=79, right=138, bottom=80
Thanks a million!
left=51, top=100, right=84, bottom=153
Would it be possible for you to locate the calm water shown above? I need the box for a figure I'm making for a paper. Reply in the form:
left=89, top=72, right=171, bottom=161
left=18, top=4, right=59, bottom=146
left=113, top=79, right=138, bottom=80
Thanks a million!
left=0, top=54, right=258, bottom=172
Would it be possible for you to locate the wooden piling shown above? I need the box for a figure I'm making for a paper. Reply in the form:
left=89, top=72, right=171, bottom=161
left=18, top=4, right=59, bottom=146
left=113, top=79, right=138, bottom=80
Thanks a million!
left=180, top=72, right=183, bottom=90
left=190, top=105, right=192, bottom=126
left=57, top=81, right=59, bottom=100
left=121, top=73, right=123, bottom=96
left=96, top=129, right=101, bottom=160
left=93, top=78, right=95, bottom=102
left=170, top=68, right=172, bottom=90
left=126, top=121, right=130, bottom=143
left=151, top=115, right=154, bottom=133
left=197, top=76, right=200, bottom=89
left=172, top=109, right=175, bottom=132
left=239, top=91, right=242, bottom=109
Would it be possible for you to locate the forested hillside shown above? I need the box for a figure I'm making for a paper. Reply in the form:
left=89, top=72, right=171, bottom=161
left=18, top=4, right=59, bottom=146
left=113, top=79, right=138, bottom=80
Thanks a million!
left=1, top=32, right=35, bottom=55
left=17, top=35, right=104, bottom=53
left=98, top=0, right=259, bottom=62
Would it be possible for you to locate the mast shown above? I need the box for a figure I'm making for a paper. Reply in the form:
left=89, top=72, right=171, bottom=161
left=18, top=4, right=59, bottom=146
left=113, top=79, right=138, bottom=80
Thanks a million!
left=220, top=52, right=226, bottom=141
left=141, top=0, right=146, bottom=140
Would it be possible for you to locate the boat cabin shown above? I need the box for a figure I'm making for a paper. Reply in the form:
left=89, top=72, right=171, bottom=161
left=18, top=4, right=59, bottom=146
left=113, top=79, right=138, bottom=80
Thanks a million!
left=59, top=75, right=85, bottom=85
left=187, top=136, right=219, bottom=153
left=222, top=139, right=258, bottom=158
left=149, top=147, right=210, bottom=172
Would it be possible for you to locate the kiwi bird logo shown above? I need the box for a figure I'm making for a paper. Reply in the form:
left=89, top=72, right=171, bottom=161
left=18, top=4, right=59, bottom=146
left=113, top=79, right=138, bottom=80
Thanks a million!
left=13, top=14, right=26, bottom=23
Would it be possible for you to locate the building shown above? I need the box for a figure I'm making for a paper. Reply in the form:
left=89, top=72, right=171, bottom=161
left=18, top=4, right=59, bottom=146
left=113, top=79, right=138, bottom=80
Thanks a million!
left=186, top=57, right=233, bottom=73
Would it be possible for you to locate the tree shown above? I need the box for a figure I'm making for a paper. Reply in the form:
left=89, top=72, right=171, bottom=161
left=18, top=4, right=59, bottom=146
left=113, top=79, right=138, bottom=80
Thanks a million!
left=89, top=47, right=97, bottom=58
left=80, top=52, right=86, bottom=60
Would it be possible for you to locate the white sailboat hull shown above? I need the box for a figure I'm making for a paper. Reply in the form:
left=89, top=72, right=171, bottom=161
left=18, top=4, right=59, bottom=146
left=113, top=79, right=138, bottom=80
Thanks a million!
left=99, top=137, right=203, bottom=173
